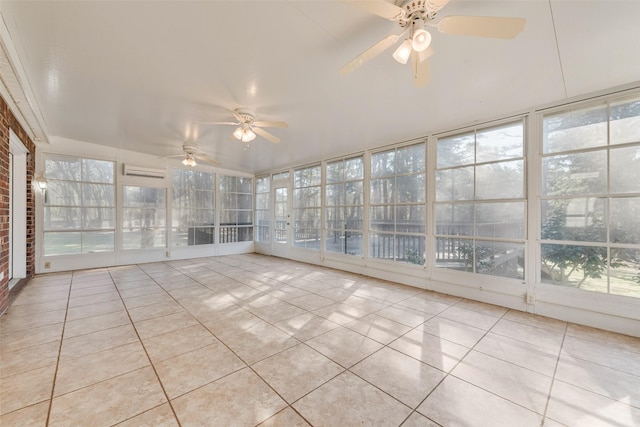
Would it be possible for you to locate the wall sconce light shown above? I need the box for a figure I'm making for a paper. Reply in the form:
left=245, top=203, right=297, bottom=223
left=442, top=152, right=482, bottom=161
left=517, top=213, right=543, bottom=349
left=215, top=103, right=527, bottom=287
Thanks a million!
left=35, top=176, right=48, bottom=193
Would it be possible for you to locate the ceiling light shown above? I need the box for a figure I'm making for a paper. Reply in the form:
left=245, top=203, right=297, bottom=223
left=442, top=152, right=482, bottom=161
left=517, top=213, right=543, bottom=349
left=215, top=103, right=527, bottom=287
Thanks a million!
left=392, top=39, right=412, bottom=64
left=182, top=154, right=197, bottom=167
left=412, top=28, right=432, bottom=52
left=233, top=126, right=256, bottom=143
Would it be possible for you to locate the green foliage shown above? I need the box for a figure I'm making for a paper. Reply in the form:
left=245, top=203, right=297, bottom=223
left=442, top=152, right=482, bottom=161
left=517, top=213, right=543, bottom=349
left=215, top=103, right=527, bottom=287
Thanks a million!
left=541, top=208, right=626, bottom=287
left=456, top=243, right=495, bottom=272
left=403, top=249, right=424, bottom=265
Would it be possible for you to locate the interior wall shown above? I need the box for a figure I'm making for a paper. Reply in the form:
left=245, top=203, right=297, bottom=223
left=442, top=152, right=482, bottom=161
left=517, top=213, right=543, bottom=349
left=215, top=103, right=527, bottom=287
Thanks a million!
left=0, top=94, right=36, bottom=314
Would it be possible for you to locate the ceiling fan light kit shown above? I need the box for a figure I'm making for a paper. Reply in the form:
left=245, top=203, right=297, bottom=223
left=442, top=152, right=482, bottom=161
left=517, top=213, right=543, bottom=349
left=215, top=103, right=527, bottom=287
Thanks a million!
left=201, top=107, right=288, bottom=145
left=182, top=153, right=197, bottom=167
left=233, top=126, right=257, bottom=143
left=342, top=0, right=526, bottom=87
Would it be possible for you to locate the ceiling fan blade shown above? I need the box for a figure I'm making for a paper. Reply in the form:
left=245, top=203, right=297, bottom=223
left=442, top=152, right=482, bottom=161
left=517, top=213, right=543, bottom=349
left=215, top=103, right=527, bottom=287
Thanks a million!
left=196, top=154, right=219, bottom=166
left=253, top=120, right=288, bottom=128
left=349, top=0, right=406, bottom=21
left=340, top=34, right=400, bottom=75
left=199, top=121, right=239, bottom=126
left=411, top=51, right=430, bottom=88
left=437, top=16, right=526, bottom=39
left=253, top=127, right=281, bottom=144
left=427, top=0, right=450, bottom=12
left=229, top=109, right=244, bottom=122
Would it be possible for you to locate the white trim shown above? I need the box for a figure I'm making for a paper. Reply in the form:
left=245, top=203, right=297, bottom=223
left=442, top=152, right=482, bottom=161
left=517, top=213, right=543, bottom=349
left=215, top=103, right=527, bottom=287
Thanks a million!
left=8, top=130, right=28, bottom=285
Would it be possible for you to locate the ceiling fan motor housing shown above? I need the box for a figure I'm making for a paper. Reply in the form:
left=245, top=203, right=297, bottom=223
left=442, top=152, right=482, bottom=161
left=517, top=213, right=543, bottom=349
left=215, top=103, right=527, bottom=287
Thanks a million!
left=399, top=0, right=440, bottom=27
left=234, top=108, right=256, bottom=125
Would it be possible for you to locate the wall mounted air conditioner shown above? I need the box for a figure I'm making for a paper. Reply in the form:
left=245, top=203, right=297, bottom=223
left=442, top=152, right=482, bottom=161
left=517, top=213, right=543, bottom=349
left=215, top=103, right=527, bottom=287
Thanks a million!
left=123, top=164, right=166, bottom=179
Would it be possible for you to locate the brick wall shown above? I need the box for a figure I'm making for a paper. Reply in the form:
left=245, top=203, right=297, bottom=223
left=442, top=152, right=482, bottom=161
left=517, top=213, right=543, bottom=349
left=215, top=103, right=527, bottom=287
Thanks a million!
left=0, top=95, right=36, bottom=313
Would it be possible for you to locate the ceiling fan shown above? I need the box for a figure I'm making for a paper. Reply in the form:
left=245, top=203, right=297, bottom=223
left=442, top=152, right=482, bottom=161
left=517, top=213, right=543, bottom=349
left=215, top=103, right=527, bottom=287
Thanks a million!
left=163, top=142, right=218, bottom=167
left=340, top=0, right=526, bottom=87
left=201, top=108, right=288, bottom=144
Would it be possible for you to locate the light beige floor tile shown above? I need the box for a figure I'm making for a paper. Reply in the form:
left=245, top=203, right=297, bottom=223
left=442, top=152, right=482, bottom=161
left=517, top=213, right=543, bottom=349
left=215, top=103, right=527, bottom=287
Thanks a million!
left=154, top=341, right=245, bottom=399
left=566, top=323, right=640, bottom=354
left=274, top=313, right=341, bottom=341
left=222, top=322, right=300, bottom=365
left=455, top=299, right=509, bottom=317
left=127, top=300, right=184, bottom=323
left=312, top=303, right=369, bottom=325
left=69, top=283, right=117, bottom=298
left=491, top=318, right=565, bottom=352
left=0, top=308, right=67, bottom=333
left=401, top=411, right=440, bottom=427
left=418, top=376, right=542, bottom=427
left=0, top=364, right=56, bottom=415
left=172, top=367, right=287, bottom=427
left=305, top=326, right=383, bottom=368
left=562, top=335, right=640, bottom=377
left=293, top=371, right=411, bottom=426
left=66, top=300, right=125, bottom=321
left=60, top=324, right=139, bottom=361
left=389, top=329, right=469, bottom=372
left=117, top=284, right=165, bottom=298
left=253, top=344, right=343, bottom=403
left=115, top=277, right=159, bottom=289
left=546, top=380, right=640, bottom=427
left=417, top=317, right=486, bottom=348
left=503, top=309, right=567, bottom=334
left=0, top=340, right=60, bottom=378
left=122, top=292, right=174, bottom=309
left=0, top=400, right=49, bottom=426
left=68, top=291, right=121, bottom=308
left=438, top=306, right=500, bottom=331
left=133, top=311, right=198, bottom=339
left=54, top=341, right=150, bottom=396
left=344, top=313, right=412, bottom=345
left=0, top=322, right=63, bottom=353
left=10, top=290, right=68, bottom=307
left=257, top=407, right=311, bottom=427
left=237, top=293, right=283, bottom=309
left=451, top=350, right=552, bottom=414
left=115, top=403, right=178, bottom=427
left=49, top=366, right=166, bottom=426
left=475, top=332, right=559, bottom=377
left=63, top=310, right=130, bottom=338
left=70, top=277, right=114, bottom=289
left=556, top=355, right=640, bottom=407
left=202, top=309, right=265, bottom=340
left=375, top=304, right=434, bottom=328
left=3, top=299, right=69, bottom=315
left=351, top=347, right=445, bottom=408
left=396, top=295, right=452, bottom=315
left=287, top=294, right=335, bottom=311
left=143, top=324, right=218, bottom=363
left=249, top=300, right=308, bottom=324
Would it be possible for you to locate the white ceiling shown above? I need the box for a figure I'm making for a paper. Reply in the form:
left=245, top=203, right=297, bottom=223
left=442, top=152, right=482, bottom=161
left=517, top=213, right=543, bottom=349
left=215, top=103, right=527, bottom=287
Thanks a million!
left=1, top=1, right=639, bottom=174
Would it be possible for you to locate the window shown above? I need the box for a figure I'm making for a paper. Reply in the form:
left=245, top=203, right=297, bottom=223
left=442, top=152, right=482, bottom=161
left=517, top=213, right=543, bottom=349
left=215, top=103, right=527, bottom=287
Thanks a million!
left=219, top=175, right=253, bottom=243
left=171, top=169, right=215, bottom=246
left=370, top=143, right=426, bottom=264
left=255, top=176, right=270, bottom=242
left=122, top=186, right=166, bottom=249
left=44, top=155, right=115, bottom=255
left=435, top=121, right=525, bottom=279
left=293, top=165, right=321, bottom=249
left=325, top=157, right=364, bottom=255
left=541, top=97, right=640, bottom=297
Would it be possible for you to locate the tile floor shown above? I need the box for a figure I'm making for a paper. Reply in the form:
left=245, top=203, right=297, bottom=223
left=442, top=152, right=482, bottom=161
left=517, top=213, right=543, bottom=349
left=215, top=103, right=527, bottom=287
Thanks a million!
left=1, top=254, right=639, bottom=426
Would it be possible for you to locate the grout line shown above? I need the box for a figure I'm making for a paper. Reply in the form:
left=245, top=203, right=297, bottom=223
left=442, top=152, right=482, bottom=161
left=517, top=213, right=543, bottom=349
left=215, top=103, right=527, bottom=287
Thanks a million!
left=541, top=321, right=569, bottom=425
left=44, top=272, right=74, bottom=426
